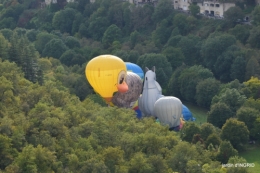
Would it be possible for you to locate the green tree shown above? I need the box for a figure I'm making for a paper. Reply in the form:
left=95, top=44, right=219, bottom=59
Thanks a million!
left=177, top=35, right=202, bottom=65
left=247, top=26, right=260, bottom=48
left=252, top=5, right=260, bottom=26
left=228, top=24, right=250, bottom=44
left=243, top=76, right=260, bottom=99
left=200, top=123, right=217, bottom=141
left=152, top=19, right=172, bottom=48
left=152, top=0, right=173, bottom=23
left=205, top=133, right=222, bottom=148
left=128, top=152, right=153, bottom=173
left=251, top=117, right=260, bottom=140
left=34, top=32, right=58, bottom=54
left=221, top=118, right=249, bottom=150
left=245, top=57, right=260, bottom=80
left=102, top=24, right=122, bottom=48
left=236, top=107, right=260, bottom=138
left=230, top=56, right=246, bottom=82
left=196, top=78, right=221, bottom=108
left=137, top=53, right=172, bottom=89
left=189, top=3, right=200, bottom=17
left=180, top=122, right=201, bottom=143
left=64, top=36, right=80, bottom=49
left=42, top=38, right=68, bottom=59
left=224, top=6, right=244, bottom=26
left=0, top=134, right=17, bottom=169
left=0, top=33, right=9, bottom=60
left=211, top=88, right=246, bottom=114
left=227, top=156, right=249, bottom=173
left=201, top=34, right=236, bottom=71
left=217, top=140, right=238, bottom=164
left=207, top=102, right=233, bottom=128
left=162, top=46, right=184, bottom=71
left=179, top=65, right=214, bottom=102
left=173, top=14, right=189, bottom=35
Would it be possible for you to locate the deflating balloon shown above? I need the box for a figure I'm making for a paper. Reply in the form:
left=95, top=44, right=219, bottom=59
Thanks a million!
left=182, top=104, right=194, bottom=121
left=112, top=72, right=143, bottom=108
left=85, top=55, right=128, bottom=103
left=153, top=96, right=183, bottom=128
left=125, top=62, right=144, bottom=80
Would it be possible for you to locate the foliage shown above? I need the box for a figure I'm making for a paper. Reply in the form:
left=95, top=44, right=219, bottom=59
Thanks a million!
left=207, top=102, right=233, bottom=128
left=221, top=118, right=249, bottom=150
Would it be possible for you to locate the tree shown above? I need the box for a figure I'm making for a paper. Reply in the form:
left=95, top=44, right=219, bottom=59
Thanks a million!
left=251, top=117, right=260, bottom=140
left=173, top=14, right=189, bottom=35
left=201, top=34, right=236, bottom=71
left=177, top=35, right=202, bottom=65
left=152, top=0, right=173, bottom=23
left=180, top=122, right=201, bottom=143
left=217, top=140, right=238, bottom=164
left=200, top=123, right=217, bottom=141
left=252, top=5, right=260, bottom=26
left=102, top=24, right=122, bottom=48
left=42, top=39, right=68, bottom=59
left=224, top=6, right=244, bottom=26
left=211, top=88, right=246, bottom=114
left=0, top=33, right=9, bottom=60
left=205, top=133, right=222, bottom=148
left=60, top=50, right=77, bottom=66
left=221, top=118, right=249, bottom=150
left=230, top=56, right=246, bottom=82
left=245, top=57, right=260, bottom=80
left=64, top=36, right=80, bottom=49
left=195, top=78, right=221, bottom=108
left=214, top=46, right=241, bottom=82
left=34, top=32, right=58, bottom=54
left=236, top=107, right=260, bottom=139
left=137, top=53, right=172, bottom=89
left=179, top=65, right=214, bottom=103
left=207, top=102, right=233, bottom=128
left=152, top=19, right=172, bottom=48
left=189, top=3, right=200, bottom=17
left=247, top=26, right=260, bottom=49
left=128, top=152, right=153, bottom=173
left=243, top=77, right=260, bottom=99
left=162, top=46, right=184, bottom=71
left=0, top=134, right=17, bottom=169
left=227, top=156, right=250, bottom=173
left=228, top=24, right=250, bottom=44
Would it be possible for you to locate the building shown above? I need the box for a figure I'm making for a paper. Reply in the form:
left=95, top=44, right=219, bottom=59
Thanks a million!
left=45, top=0, right=74, bottom=5
left=197, top=0, right=235, bottom=16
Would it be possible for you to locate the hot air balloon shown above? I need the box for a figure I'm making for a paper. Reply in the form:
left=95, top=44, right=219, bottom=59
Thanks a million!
left=125, top=62, right=144, bottom=80
left=182, top=104, right=195, bottom=121
left=85, top=55, right=128, bottom=103
left=138, top=67, right=163, bottom=117
left=153, top=96, right=183, bottom=129
left=112, top=72, right=143, bottom=108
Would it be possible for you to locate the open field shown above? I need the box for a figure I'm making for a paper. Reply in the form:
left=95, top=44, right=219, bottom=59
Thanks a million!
left=239, top=145, right=260, bottom=173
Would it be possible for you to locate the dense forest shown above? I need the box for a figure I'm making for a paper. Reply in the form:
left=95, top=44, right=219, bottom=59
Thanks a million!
left=0, top=0, right=260, bottom=172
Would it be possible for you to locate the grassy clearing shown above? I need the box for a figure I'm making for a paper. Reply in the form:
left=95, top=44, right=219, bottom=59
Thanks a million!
left=239, top=145, right=260, bottom=173
left=183, top=102, right=208, bottom=125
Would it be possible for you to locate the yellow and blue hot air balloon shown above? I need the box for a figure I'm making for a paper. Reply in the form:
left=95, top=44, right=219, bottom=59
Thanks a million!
left=85, top=55, right=128, bottom=103
left=125, top=62, right=144, bottom=80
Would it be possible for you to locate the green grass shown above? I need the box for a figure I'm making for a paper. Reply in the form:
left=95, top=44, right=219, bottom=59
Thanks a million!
left=239, top=145, right=260, bottom=173
left=183, top=102, right=208, bottom=125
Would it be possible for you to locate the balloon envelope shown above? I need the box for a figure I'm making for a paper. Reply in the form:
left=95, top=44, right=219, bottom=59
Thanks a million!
left=153, top=96, right=182, bottom=128
left=125, top=62, right=144, bottom=80
left=85, top=55, right=128, bottom=102
left=182, top=104, right=194, bottom=121
left=112, top=72, right=142, bottom=108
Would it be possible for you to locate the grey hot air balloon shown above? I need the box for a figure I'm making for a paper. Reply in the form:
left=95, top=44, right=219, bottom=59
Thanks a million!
left=112, top=72, right=143, bottom=108
left=153, top=96, right=183, bottom=128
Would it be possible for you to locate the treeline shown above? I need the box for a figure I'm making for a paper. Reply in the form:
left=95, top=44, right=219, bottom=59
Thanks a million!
left=0, top=60, right=253, bottom=173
